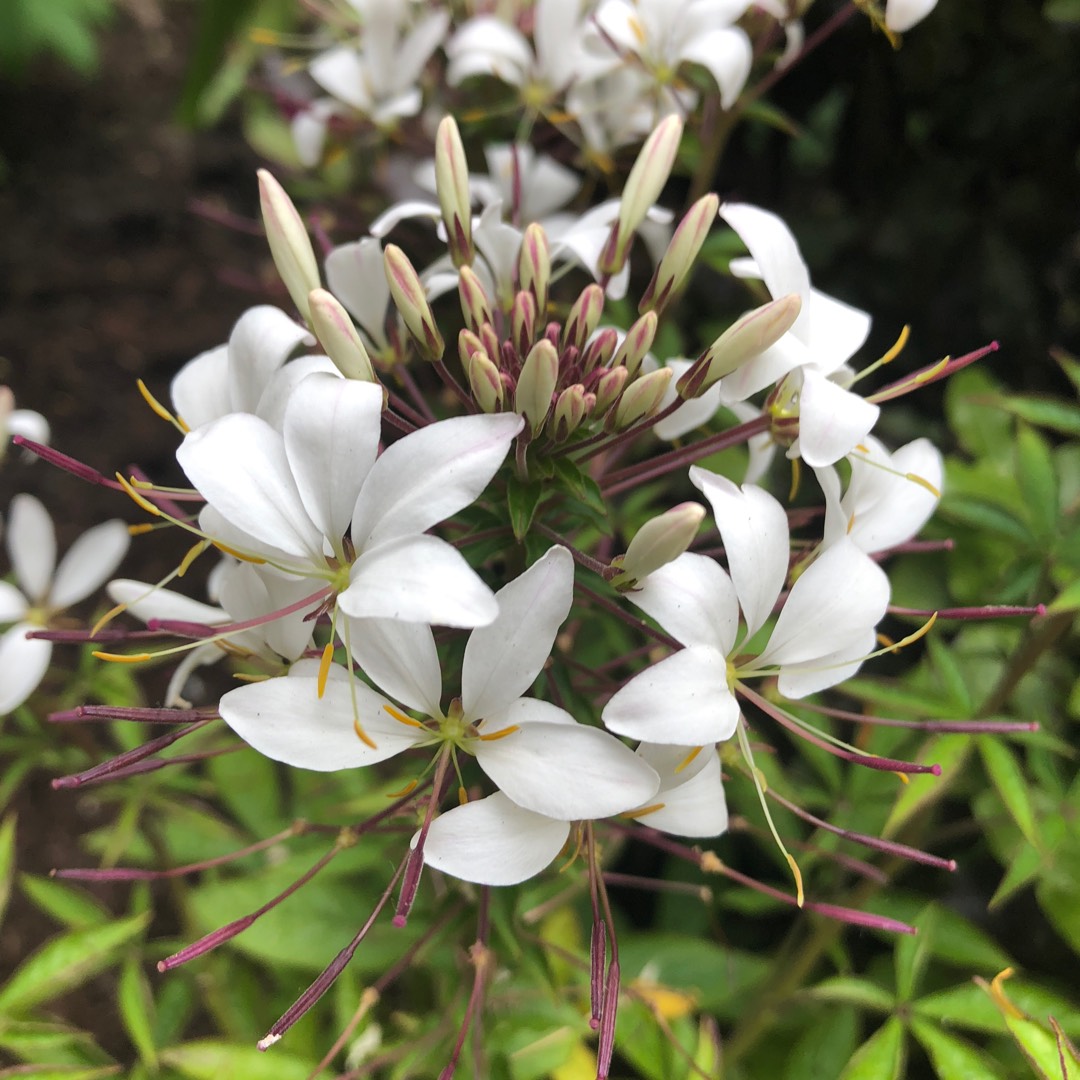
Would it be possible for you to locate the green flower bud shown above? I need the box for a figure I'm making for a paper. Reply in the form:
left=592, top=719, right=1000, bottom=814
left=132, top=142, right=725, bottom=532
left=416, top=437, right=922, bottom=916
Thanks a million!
left=639, top=194, right=719, bottom=315
left=611, top=502, right=706, bottom=591
left=552, top=383, right=589, bottom=441
left=611, top=311, right=658, bottom=379
left=384, top=244, right=444, bottom=362
left=563, top=284, right=605, bottom=352
left=458, top=265, right=493, bottom=334
left=308, top=289, right=378, bottom=384
left=519, top=223, right=551, bottom=317
left=467, top=350, right=504, bottom=413
left=434, top=115, right=473, bottom=268
left=515, top=338, right=559, bottom=436
left=258, top=169, right=321, bottom=323
left=608, top=367, right=672, bottom=430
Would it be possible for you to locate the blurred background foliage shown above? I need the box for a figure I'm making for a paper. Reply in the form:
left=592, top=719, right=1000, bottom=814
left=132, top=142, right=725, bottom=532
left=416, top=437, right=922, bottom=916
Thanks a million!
left=1, top=1, right=1079, bottom=1078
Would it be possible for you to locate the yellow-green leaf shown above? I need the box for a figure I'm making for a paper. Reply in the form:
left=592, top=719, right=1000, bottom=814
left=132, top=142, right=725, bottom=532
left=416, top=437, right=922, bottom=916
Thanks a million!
left=838, top=1017, right=906, bottom=1080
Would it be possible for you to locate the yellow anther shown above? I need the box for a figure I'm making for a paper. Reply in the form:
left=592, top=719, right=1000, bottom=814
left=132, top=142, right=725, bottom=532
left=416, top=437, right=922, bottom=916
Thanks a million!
left=631, top=981, right=698, bottom=1021
left=211, top=540, right=266, bottom=565
left=353, top=717, right=377, bottom=750
left=115, top=472, right=161, bottom=517
left=877, top=631, right=897, bottom=649
left=785, top=852, right=805, bottom=908
left=478, top=724, right=520, bottom=742
left=905, top=471, right=942, bottom=498
left=92, top=651, right=152, bottom=664
left=90, top=603, right=127, bottom=639
left=458, top=786, right=469, bottom=806
left=317, top=642, right=335, bottom=699
left=879, top=324, right=910, bottom=365
left=893, top=772, right=911, bottom=785
left=699, top=851, right=723, bottom=874
left=232, top=672, right=271, bottom=682
left=178, top=540, right=209, bottom=577
left=846, top=512, right=856, bottom=535
left=915, top=356, right=950, bottom=384
left=383, top=703, right=425, bottom=728
left=628, top=14, right=646, bottom=44
left=127, top=523, right=155, bottom=536
left=137, top=378, right=189, bottom=433
left=675, top=746, right=702, bottom=774
left=988, top=968, right=1025, bottom=1019
left=249, top=27, right=281, bottom=45
left=624, top=802, right=665, bottom=819
left=788, top=457, right=802, bottom=502
left=386, top=778, right=419, bottom=799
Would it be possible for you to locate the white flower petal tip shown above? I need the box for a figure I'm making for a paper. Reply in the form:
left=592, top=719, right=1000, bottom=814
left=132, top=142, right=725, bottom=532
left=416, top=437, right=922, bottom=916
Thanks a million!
left=633, top=745, right=729, bottom=838
left=885, top=0, right=938, bottom=33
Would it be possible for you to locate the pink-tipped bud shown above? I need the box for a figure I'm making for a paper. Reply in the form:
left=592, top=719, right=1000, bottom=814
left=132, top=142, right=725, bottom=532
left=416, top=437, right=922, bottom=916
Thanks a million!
left=467, top=350, right=504, bottom=413
left=612, top=502, right=706, bottom=590
left=611, top=311, right=658, bottom=379
left=592, top=365, right=630, bottom=418
left=515, top=339, right=559, bottom=436
left=600, top=115, right=683, bottom=276
left=308, top=289, right=378, bottom=384
left=677, top=293, right=802, bottom=399
left=552, top=384, right=589, bottom=441
left=581, top=327, right=619, bottom=376
left=434, top=115, right=474, bottom=268
left=519, top=223, right=551, bottom=316
left=639, top=193, right=719, bottom=315
left=384, top=244, right=444, bottom=362
left=258, top=169, right=321, bottom=322
left=458, top=328, right=488, bottom=370
left=563, top=283, right=605, bottom=353
left=608, top=366, right=672, bottom=430
left=458, top=265, right=493, bottom=333
left=511, top=290, right=537, bottom=357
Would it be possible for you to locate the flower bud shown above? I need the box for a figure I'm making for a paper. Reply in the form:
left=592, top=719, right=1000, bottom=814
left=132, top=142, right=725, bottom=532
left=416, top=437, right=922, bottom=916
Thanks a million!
left=384, top=244, right=444, bottom=362
left=511, top=290, right=536, bottom=357
left=515, top=338, right=559, bottom=436
left=519, top=223, right=551, bottom=316
left=563, top=284, right=605, bottom=352
left=677, top=293, right=802, bottom=399
left=581, top=328, right=618, bottom=376
left=258, top=169, right=321, bottom=323
left=610, top=311, right=658, bottom=379
left=599, top=115, right=683, bottom=276
left=552, top=384, right=589, bottom=441
left=308, top=289, right=378, bottom=384
left=467, top=350, right=504, bottom=413
left=612, top=502, right=706, bottom=590
left=458, top=265, right=493, bottom=333
left=639, top=194, right=719, bottom=315
left=607, top=367, right=672, bottom=430
left=592, top=365, right=629, bottom=418
left=434, top=115, right=474, bottom=268
left=458, top=328, right=488, bottom=370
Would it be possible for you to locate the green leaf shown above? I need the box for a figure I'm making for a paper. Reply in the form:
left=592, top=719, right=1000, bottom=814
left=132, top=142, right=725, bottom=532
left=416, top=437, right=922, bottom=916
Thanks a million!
left=977, top=737, right=1039, bottom=847
left=1015, top=423, right=1060, bottom=542
left=0, top=813, right=15, bottom=929
left=994, top=394, right=1080, bottom=437
left=160, top=1041, right=317, bottom=1080
left=838, top=1017, right=906, bottom=1080
left=119, top=958, right=158, bottom=1069
left=883, top=734, right=970, bottom=838
left=1003, top=1013, right=1080, bottom=1079
left=0, top=1068, right=122, bottom=1080
left=0, top=912, right=149, bottom=1014
left=915, top=980, right=1080, bottom=1037
left=784, top=1006, right=859, bottom=1080
left=989, top=842, right=1042, bottom=908
left=945, top=368, right=1011, bottom=460
left=507, top=475, right=544, bottom=541
left=895, top=906, right=939, bottom=1001
left=1047, top=577, right=1080, bottom=614
left=551, top=456, right=607, bottom=515
left=805, top=976, right=895, bottom=1012
left=926, top=638, right=974, bottom=714
left=18, top=873, right=109, bottom=930
left=909, top=1018, right=1006, bottom=1080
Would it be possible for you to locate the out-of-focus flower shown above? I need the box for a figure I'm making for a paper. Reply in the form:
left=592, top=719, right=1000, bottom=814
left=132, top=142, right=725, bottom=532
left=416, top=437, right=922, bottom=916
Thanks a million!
left=0, top=387, right=50, bottom=463
left=0, top=495, right=128, bottom=714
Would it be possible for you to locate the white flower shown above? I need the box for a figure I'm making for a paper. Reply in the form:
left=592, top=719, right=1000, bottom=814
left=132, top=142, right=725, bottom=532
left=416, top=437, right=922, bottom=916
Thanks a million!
left=817, top=436, right=944, bottom=554
left=0, top=496, right=129, bottom=714
left=176, top=373, right=522, bottom=628
left=565, top=66, right=658, bottom=158
left=601, top=470, right=890, bottom=744
left=0, top=387, right=50, bottom=463
left=217, top=546, right=660, bottom=885
left=886, top=0, right=937, bottom=33
left=324, top=238, right=400, bottom=362
left=631, top=743, right=729, bottom=837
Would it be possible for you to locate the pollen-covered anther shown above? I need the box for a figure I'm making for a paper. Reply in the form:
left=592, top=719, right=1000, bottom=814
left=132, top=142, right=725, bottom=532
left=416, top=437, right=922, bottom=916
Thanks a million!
left=316, top=643, right=335, bottom=699
left=477, top=724, right=519, bottom=742
left=382, top=704, right=425, bottom=728
left=93, top=651, right=153, bottom=664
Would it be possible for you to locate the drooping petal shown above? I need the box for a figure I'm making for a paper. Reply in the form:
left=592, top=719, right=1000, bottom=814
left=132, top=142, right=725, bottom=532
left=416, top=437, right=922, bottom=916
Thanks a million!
left=7, top=495, right=56, bottom=603
left=628, top=552, right=739, bottom=654
left=217, top=563, right=319, bottom=661
left=177, top=414, right=325, bottom=561
left=170, top=345, right=230, bottom=431
left=476, top=700, right=660, bottom=819
left=688, top=471, right=789, bottom=640
left=346, top=616, right=443, bottom=717
left=0, top=624, right=52, bottom=713
left=218, top=672, right=424, bottom=770
left=0, top=582, right=29, bottom=623
left=283, top=374, right=383, bottom=547
left=351, top=413, right=523, bottom=550
left=803, top=288, right=871, bottom=372
left=795, top=368, right=880, bottom=468
left=602, top=645, right=739, bottom=745
left=462, top=545, right=573, bottom=720
left=108, top=578, right=226, bottom=625
left=634, top=744, right=728, bottom=838
left=227, top=306, right=313, bottom=414
left=757, top=538, right=890, bottom=669
left=422, top=792, right=570, bottom=885
left=777, top=627, right=877, bottom=698
left=50, top=521, right=130, bottom=609
left=339, top=535, right=498, bottom=628
left=679, top=26, right=752, bottom=109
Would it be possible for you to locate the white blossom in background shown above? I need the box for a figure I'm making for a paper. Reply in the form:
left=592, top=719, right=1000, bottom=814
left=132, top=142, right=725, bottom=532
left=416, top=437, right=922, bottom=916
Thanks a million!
left=0, top=386, right=50, bottom=463
left=886, top=0, right=938, bottom=33
left=0, top=495, right=129, bottom=714
left=602, top=470, right=890, bottom=744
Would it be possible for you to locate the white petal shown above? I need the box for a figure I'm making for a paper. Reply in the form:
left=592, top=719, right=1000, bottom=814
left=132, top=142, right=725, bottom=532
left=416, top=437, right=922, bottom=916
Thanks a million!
left=177, top=414, right=324, bottom=560
left=325, top=239, right=393, bottom=351
left=886, top=0, right=937, bottom=32
left=462, top=546, right=573, bottom=719
left=50, top=521, right=130, bottom=609
left=777, top=627, right=877, bottom=698
left=7, top=495, right=55, bottom=603
left=310, top=46, right=371, bottom=111
left=715, top=331, right=810, bottom=405
left=688, top=471, right=789, bottom=640
left=254, top=355, right=341, bottom=431
left=445, top=18, right=533, bottom=86
left=679, top=27, right=751, bottom=109
left=108, top=578, right=225, bottom=626
left=634, top=745, right=728, bottom=838
left=7, top=409, right=50, bottom=446
left=0, top=624, right=51, bottom=713
left=219, top=564, right=318, bottom=661
left=0, top=582, right=29, bottom=622
left=170, top=345, right=231, bottom=430
left=758, top=538, right=890, bottom=669
left=804, top=288, right=871, bottom=371
left=396, top=10, right=452, bottom=87
left=422, top=792, right=569, bottom=885
left=476, top=706, right=659, bottom=820
left=368, top=200, right=442, bottom=238
left=339, top=535, right=498, bottom=627
left=218, top=673, right=423, bottom=770
left=629, top=552, right=739, bottom=654
left=227, top=306, right=313, bottom=414
left=291, top=99, right=335, bottom=168
left=284, top=375, right=383, bottom=546
left=347, top=616, right=443, bottom=717
left=602, top=645, right=740, bottom=745
left=351, top=413, right=523, bottom=550
left=796, top=368, right=880, bottom=468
